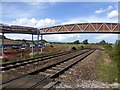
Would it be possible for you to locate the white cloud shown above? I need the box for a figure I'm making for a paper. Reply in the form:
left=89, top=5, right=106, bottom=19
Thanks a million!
left=61, top=15, right=117, bottom=25
left=95, top=5, right=113, bottom=14
left=12, top=18, right=55, bottom=28
left=95, top=5, right=118, bottom=19
left=44, top=34, right=79, bottom=42
left=95, top=8, right=104, bottom=14
left=95, top=34, right=118, bottom=40
left=107, top=10, right=118, bottom=19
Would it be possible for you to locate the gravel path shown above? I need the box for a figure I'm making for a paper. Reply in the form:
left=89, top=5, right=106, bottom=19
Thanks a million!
left=55, top=50, right=119, bottom=89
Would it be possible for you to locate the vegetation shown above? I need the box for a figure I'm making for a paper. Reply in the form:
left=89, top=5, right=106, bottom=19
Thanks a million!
left=0, top=36, right=47, bottom=44
left=2, top=54, right=30, bottom=64
left=2, top=58, right=9, bottom=63
left=97, top=57, right=118, bottom=83
left=2, top=52, right=50, bottom=64
left=73, top=39, right=89, bottom=44
left=111, top=40, right=120, bottom=62
left=71, top=47, right=77, bottom=50
left=99, top=40, right=106, bottom=44
left=79, top=45, right=84, bottom=49
left=73, top=40, right=80, bottom=44
left=82, top=39, right=88, bottom=44
left=102, top=40, right=120, bottom=62
left=97, top=40, right=120, bottom=83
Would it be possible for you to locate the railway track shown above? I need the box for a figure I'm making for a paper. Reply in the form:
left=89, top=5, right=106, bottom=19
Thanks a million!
left=2, top=49, right=95, bottom=89
left=1, top=50, right=73, bottom=71
left=2, top=49, right=89, bottom=83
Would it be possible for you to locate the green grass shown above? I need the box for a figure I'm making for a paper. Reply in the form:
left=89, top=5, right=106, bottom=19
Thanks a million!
left=97, top=57, right=118, bottom=83
left=0, top=39, right=22, bottom=44
left=51, top=43, right=85, bottom=49
left=0, top=39, right=35, bottom=44
left=97, top=42, right=120, bottom=84
left=52, top=43, right=84, bottom=46
left=2, top=55, right=30, bottom=64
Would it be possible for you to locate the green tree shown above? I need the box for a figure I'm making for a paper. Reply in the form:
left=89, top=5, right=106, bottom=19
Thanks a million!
left=82, top=39, right=88, bottom=44
left=99, top=40, right=106, bottom=44
left=73, top=40, right=80, bottom=44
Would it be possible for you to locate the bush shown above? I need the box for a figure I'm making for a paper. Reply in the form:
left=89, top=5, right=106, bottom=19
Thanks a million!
left=99, top=42, right=119, bottom=83
left=79, top=45, right=84, bottom=49
left=112, top=40, right=120, bottom=61
left=71, top=47, right=77, bottom=50
left=73, top=40, right=80, bottom=44
left=3, top=58, right=9, bottom=63
left=82, top=39, right=88, bottom=44
left=50, top=45, right=54, bottom=47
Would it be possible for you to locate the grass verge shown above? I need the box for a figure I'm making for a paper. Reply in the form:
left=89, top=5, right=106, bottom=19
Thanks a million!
left=96, top=41, right=120, bottom=84
left=97, top=56, right=118, bottom=83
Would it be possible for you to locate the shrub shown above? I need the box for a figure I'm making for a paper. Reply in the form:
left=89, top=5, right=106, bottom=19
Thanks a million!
left=50, top=45, right=54, bottom=47
left=3, top=58, right=9, bottom=63
left=112, top=40, right=120, bottom=61
left=82, top=39, right=88, bottom=44
left=73, top=40, right=80, bottom=44
left=79, top=45, right=84, bottom=49
left=71, top=47, right=76, bottom=50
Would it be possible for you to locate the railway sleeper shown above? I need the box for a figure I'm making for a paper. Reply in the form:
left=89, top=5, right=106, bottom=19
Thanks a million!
left=42, top=81, right=60, bottom=89
left=56, top=65, right=65, bottom=68
left=2, top=75, right=47, bottom=89
left=39, top=72, right=52, bottom=77
left=51, top=67, right=64, bottom=70
left=45, top=69, right=57, bottom=73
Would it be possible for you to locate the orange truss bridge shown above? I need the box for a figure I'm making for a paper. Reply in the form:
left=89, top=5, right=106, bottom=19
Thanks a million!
left=39, top=23, right=119, bottom=34
left=1, top=23, right=119, bottom=35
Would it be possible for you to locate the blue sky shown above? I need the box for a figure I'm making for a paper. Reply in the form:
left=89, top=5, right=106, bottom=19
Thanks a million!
left=1, top=1, right=119, bottom=43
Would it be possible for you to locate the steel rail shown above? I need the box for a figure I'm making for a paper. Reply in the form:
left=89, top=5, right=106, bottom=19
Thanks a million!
left=1, top=50, right=73, bottom=71
left=2, top=49, right=95, bottom=89
left=28, top=49, right=95, bottom=89
left=1, top=49, right=89, bottom=85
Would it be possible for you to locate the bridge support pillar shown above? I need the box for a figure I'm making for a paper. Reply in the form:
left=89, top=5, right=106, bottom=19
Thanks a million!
left=40, top=34, right=43, bottom=53
left=37, top=34, right=39, bottom=53
left=31, top=34, right=34, bottom=55
left=1, top=32, right=4, bottom=59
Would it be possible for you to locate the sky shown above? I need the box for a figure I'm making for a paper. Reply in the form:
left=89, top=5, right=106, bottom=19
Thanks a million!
left=0, top=1, right=119, bottom=43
